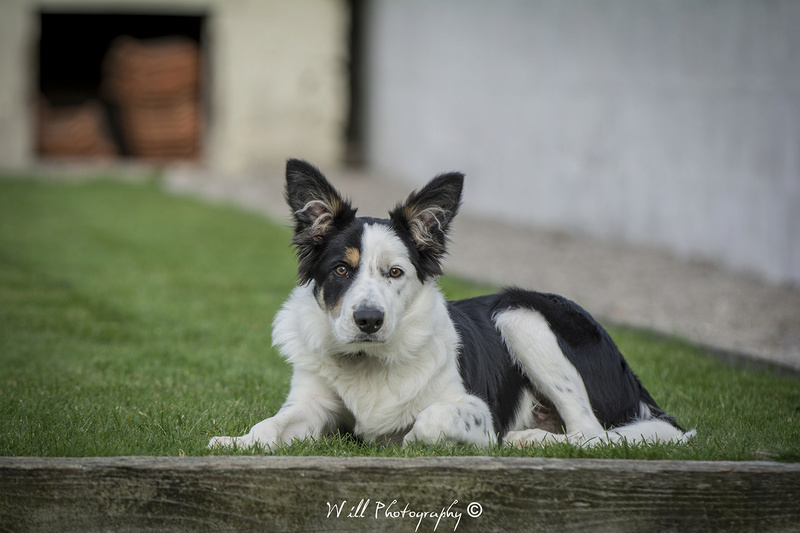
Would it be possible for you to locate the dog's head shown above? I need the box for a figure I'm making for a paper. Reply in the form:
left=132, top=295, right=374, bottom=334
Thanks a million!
left=284, top=159, right=463, bottom=349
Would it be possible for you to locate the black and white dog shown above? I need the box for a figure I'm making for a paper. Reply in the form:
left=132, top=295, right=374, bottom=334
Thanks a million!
left=210, top=159, right=694, bottom=449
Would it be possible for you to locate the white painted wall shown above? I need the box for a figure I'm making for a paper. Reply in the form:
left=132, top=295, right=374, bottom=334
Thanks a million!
left=0, top=0, right=348, bottom=174
left=209, top=0, right=348, bottom=174
left=0, top=3, right=35, bottom=169
left=363, top=0, right=800, bottom=285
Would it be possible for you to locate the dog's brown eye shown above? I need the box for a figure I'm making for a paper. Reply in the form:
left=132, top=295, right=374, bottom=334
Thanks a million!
left=388, top=267, right=404, bottom=278
left=335, top=265, right=348, bottom=277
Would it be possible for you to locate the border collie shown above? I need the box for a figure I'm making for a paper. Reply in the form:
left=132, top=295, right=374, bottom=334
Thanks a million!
left=210, top=159, right=694, bottom=449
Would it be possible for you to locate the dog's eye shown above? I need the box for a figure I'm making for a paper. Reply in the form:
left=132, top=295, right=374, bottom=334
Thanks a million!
left=334, top=265, right=349, bottom=277
left=388, top=267, right=404, bottom=279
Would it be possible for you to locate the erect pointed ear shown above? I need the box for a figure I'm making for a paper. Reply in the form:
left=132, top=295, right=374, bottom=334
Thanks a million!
left=285, top=159, right=357, bottom=282
left=389, top=172, right=463, bottom=278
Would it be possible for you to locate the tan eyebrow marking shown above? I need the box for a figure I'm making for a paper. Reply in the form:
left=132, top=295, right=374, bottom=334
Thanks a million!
left=344, top=247, right=360, bottom=269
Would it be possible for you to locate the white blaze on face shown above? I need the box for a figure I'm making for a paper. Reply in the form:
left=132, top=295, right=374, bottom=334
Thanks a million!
left=330, top=223, right=421, bottom=346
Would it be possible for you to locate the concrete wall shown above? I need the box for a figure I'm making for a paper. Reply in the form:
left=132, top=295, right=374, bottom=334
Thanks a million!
left=363, top=0, right=800, bottom=285
left=210, top=0, right=348, bottom=174
left=0, top=3, right=36, bottom=169
left=0, top=0, right=348, bottom=174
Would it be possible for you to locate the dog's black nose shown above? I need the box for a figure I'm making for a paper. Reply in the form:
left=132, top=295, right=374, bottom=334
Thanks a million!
left=354, top=307, right=384, bottom=334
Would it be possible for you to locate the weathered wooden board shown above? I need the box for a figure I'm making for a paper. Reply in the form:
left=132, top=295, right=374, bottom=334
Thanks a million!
left=1, top=456, right=798, bottom=532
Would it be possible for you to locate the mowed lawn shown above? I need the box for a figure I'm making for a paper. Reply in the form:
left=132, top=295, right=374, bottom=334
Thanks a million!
left=1, top=176, right=798, bottom=461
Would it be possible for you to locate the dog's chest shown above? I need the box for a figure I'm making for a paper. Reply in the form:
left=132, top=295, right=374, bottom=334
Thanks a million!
left=319, top=355, right=436, bottom=440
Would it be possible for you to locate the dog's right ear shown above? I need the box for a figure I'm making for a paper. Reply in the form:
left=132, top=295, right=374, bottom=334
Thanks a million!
left=285, top=159, right=357, bottom=282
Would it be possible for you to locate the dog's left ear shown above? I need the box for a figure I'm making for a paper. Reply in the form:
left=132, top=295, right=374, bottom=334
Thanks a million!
left=390, top=172, right=464, bottom=277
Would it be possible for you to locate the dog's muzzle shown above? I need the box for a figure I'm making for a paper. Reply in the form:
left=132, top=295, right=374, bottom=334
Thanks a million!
left=353, top=306, right=384, bottom=334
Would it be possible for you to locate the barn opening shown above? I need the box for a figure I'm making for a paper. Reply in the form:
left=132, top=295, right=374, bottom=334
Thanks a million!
left=37, top=12, right=207, bottom=161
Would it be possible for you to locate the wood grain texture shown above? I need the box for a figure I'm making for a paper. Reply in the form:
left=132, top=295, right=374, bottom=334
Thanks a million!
left=1, top=456, right=798, bottom=532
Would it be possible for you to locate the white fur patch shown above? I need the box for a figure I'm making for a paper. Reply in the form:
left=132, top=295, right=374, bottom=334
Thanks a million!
left=494, top=307, right=604, bottom=436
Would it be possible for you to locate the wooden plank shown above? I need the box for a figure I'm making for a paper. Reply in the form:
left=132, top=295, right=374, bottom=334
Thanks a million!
left=1, top=456, right=799, bottom=532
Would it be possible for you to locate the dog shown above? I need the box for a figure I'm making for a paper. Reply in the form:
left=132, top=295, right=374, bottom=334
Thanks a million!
left=209, top=159, right=694, bottom=450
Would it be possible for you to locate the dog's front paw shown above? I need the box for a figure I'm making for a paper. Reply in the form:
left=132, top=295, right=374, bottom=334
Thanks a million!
left=403, top=423, right=440, bottom=446
left=208, top=435, right=255, bottom=450
left=208, top=418, right=285, bottom=450
left=404, top=401, right=496, bottom=447
left=403, top=403, right=454, bottom=445
left=208, top=436, right=232, bottom=448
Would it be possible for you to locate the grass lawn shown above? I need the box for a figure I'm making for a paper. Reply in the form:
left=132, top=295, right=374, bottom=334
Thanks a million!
left=1, top=176, right=798, bottom=461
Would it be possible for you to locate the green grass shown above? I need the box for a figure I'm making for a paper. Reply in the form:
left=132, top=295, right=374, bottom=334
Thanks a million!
left=1, top=176, right=798, bottom=461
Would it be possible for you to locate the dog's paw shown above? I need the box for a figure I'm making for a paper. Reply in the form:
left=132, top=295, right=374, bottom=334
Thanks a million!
left=504, top=428, right=649, bottom=448
left=403, top=421, right=443, bottom=446
left=208, top=418, right=286, bottom=450
left=404, top=401, right=496, bottom=447
left=503, top=428, right=569, bottom=448
left=208, top=436, right=231, bottom=448
left=208, top=435, right=254, bottom=450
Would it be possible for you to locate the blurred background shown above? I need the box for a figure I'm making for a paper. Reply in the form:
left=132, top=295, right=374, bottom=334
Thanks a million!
left=0, top=0, right=798, bottom=365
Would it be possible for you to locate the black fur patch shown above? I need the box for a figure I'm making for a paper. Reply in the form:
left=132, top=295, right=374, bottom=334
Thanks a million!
left=448, top=296, right=531, bottom=439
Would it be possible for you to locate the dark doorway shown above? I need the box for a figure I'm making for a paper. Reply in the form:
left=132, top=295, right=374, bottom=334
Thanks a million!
left=37, top=12, right=206, bottom=160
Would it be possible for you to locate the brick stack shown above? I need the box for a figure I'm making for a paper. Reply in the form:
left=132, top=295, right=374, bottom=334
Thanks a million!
left=38, top=99, right=118, bottom=159
left=104, top=36, right=202, bottom=159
